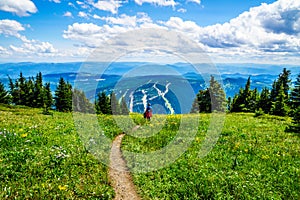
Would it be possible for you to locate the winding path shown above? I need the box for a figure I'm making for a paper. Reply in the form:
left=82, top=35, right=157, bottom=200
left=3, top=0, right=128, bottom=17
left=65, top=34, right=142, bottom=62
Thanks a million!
left=109, top=129, right=141, bottom=200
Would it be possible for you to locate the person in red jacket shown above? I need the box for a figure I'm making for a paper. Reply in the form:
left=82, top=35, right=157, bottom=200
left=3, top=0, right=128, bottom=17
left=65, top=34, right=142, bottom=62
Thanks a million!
left=144, top=103, right=152, bottom=120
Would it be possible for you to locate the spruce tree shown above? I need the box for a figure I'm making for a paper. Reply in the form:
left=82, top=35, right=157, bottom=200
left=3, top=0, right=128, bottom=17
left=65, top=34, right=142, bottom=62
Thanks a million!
left=95, top=91, right=111, bottom=114
left=120, top=96, right=129, bottom=115
left=54, top=77, right=72, bottom=112
left=197, top=89, right=211, bottom=112
left=43, top=82, right=53, bottom=113
left=271, top=83, right=289, bottom=116
left=190, top=97, right=199, bottom=113
left=110, top=92, right=121, bottom=115
left=34, top=72, right=44, bottom=108
left=290, top=73, right=300, bottom=110
left=0, top=82, right=10, bottom=104
left=72, top=89, right=94, bottom=113
left=258, top=87, right=271, bottom=113
left=208, top=76, right=226, bottom=112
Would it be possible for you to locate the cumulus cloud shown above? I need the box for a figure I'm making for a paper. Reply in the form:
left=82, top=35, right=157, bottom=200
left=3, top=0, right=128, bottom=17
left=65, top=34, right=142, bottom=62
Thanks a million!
left=62, top=0, right=300, bottom=63
left=134, top=0, right=177, bottom=7
left=0, top=19, right=25, bottom=38
left=0, top=0, right=37, bottom=17
left=63, top=13, right=154, bottom=46
left=93, top=14, right=101, bottom=19
left=63, top=11, right=73, bottom=17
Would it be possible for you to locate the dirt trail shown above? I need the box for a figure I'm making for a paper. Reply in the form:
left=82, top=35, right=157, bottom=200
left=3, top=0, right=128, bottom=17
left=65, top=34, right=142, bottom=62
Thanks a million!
left=109, top=128, right=140, bottom=200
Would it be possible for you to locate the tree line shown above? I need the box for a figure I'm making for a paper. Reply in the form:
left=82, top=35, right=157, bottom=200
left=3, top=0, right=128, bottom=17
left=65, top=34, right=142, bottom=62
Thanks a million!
left=191, top=68, right=300, bottom=132
left=0, top=72, right=129, bottom=115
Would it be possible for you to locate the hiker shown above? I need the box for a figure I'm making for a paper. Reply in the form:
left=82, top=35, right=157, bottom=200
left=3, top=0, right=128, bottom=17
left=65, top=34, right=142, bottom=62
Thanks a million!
left=144, top=103, right=152, bottom=120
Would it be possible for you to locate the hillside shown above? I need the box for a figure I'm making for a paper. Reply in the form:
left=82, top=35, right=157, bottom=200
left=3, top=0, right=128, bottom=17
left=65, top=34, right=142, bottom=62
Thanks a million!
left=0, top=104, right=299, bottom=199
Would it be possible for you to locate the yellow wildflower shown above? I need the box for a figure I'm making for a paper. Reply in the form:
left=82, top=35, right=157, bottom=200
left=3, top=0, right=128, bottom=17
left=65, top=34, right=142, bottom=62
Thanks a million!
left=58, top=185, right=67, bottom=191
left=21, top=133, right=28, bottom=138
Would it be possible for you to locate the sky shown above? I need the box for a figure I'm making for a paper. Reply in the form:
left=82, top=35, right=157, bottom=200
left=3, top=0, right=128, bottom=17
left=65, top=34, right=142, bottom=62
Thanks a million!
left=0, top=0, right=299, bottom=64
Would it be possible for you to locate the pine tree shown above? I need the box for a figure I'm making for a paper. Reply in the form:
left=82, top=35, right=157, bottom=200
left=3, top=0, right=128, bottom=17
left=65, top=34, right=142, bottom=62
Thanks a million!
left=271, top=83, right=289, bottom=116
left=208, top=76, right=226, bottom=112
left=190, top=97, right=199, bottom=113
left=110, top=92, right=121, bottom=115
left=120, top=97, right=129, bottom=115
left=43, top=82, right=53, bottom=113
left=288, top=73, right=300, bottom=132
left=197, top=89, right=211, bottom=112
left=95, top=91, right=111, bottom=114
left=258, top=87, right=271, bottom=113
left=0, top=82, right=10, bottom=104
left=34, top=72, right=44, bottom=108
left=72, top=89, right=94, bottom=113
left=290, top=73, right=300, bottom=110
left=54, top=77, right=72, bottom=112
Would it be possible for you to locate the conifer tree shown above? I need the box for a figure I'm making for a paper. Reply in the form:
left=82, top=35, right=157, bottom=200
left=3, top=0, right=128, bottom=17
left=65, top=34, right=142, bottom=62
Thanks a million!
left=190, top=97, right=199, bottom=113
left=54, top=77, right=72, bottom=112
left=197, top=89, right=211, bottom=112
left=95, top=91, right=111, bottom=114
left=34, top=72, right=44, bottom=108
left=72, top=89, right=94, bottom=113
left=120, top=96, right=129, bottom=115
left=271, top=83, right=289, bottom=116
left=0, top=82, right=10, bottom=104
left=44, top=82, right=53, bottom=111
left=209, top=75, right=226, bottom=112
left=258, top=87, right=271, bottom=113
left=290, top=73, right=300, bottom=110
left=110, top=92, right=121, bottom=115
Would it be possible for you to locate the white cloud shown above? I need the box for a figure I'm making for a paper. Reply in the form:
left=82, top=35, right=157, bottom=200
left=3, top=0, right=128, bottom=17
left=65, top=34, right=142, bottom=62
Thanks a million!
left=93, top=14, right=101, bottom=19
left=177, top=8, right=186, bottom=13
left=0, top=0, right=37, bottom=17
left=63, top=11, right=73, bottom=17
left=91, top=0, right=121, bottom=14
left=187, top=0, right=201, bottom=4
left=61, top=0, right=300, bottom=63
left=134, top=0, right=177, bottom=7
left=78, top=11, right=89, bottom=18
left=49, top=0, right=61, bottom=3
left=0, top=19, right=25, bottom=38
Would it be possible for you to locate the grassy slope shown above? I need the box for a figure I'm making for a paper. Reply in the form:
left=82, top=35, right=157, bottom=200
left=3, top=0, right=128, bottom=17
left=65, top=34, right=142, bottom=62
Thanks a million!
left=0, top=104, right=116, bottom=199
left=1, top=104, right=299, bottom=199
left=122, top=113, right=300, bottom=199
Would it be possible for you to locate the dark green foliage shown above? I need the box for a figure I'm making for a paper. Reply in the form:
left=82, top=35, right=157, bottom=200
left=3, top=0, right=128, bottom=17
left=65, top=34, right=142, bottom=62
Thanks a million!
left=271, top=83, right=289, bottom=116
left=209, top=76, right=226, bottom=112
left=230, top=77, right=259, bottom=112
left=120, top=97, right=129, bottom=115
left=197, top=89, right=211, bottom=112
left=288, top=73, right=300, bottom=132
left=258, top=87, right=271, bottom=113
left=0, top=82, right=10, bottom=104
left=191, top=76, right=226, bottom=113
left=190, top=97, right=199, bottom=113
left=110, top=92, right=121, bottom=115
left=95, top=91, right=111, bottom=114
left=72, top=89, right=94, bottom=113
left=290, top=73, right=300, bottom=110
left=54, top=77, right=72, bottom=112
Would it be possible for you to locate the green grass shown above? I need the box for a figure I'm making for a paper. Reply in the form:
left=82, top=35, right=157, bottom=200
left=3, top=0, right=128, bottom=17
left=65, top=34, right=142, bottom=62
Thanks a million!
left=1, top=104, right=299, bottom=199
left=0, top=104, right=117, bottom=199
left=122, top=113, right=300, bottom=199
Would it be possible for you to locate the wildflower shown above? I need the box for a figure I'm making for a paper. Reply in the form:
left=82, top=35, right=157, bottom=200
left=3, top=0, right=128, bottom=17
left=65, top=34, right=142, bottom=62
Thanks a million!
left=21, top=133, right=28, bottom=138
left=58, top=185, right=67, bottom=191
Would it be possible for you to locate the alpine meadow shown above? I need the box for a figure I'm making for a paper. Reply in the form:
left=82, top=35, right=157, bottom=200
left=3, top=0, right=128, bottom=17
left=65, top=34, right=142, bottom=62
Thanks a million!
left=1, top=0, right=300, bottom=199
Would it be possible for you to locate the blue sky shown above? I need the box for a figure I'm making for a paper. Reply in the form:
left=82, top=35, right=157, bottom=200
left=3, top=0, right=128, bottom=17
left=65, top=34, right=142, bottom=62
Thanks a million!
left=0, top=0, right=299, bottom=64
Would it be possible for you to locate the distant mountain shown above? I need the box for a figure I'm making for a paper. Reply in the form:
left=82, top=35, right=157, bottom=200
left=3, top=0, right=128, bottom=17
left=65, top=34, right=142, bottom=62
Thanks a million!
left=1, top=62, right=299, bottom=114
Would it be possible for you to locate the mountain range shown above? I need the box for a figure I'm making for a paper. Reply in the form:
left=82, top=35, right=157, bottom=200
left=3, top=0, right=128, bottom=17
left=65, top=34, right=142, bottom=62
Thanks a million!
left=0, top=62, right=299, bottom=114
